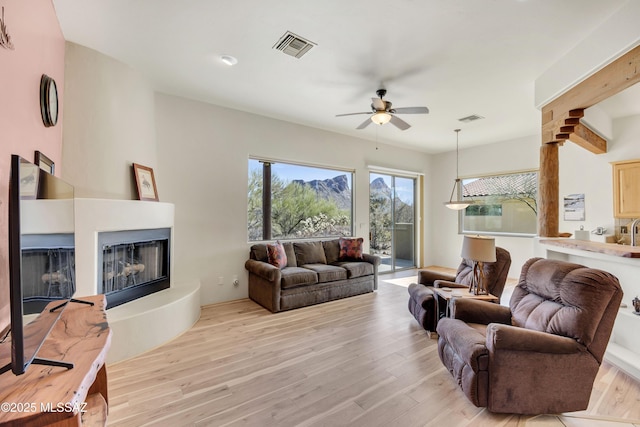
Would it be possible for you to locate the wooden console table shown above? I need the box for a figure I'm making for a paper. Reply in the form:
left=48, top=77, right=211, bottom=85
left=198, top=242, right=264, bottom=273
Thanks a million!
left=0, top=295, right=111, bottom=427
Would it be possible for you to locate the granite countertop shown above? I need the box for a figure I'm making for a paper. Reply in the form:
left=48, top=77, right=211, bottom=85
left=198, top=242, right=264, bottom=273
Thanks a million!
left=539, top=239, right=640, bottom=258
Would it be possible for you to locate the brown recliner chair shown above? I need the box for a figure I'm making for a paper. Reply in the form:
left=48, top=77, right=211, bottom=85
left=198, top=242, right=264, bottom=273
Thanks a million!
left=436, top=257, right=623, bottom=414
left=407, top=247, right=511, bottom=332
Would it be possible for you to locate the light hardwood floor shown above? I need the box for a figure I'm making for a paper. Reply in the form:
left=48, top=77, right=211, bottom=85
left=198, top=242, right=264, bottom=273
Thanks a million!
left=107, top=270, right=640, bottom=426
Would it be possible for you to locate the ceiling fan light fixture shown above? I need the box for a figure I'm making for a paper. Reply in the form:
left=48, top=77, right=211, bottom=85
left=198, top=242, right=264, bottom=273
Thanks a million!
left=371, top=111, right=391, bottom=125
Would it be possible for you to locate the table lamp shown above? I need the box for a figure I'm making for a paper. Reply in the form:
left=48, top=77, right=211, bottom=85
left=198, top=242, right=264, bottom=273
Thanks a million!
left=461, top=235, right=496, bottom=295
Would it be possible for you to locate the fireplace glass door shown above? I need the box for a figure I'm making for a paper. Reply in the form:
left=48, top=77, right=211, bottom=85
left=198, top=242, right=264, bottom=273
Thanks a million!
left=98, top=228, right=171, bottom=309
left=102, top=240, right=165, bottom=294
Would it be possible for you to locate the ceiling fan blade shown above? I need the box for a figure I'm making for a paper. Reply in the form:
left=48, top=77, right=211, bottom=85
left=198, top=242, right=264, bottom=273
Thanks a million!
left=390, top=115, right=411, bottom=131
left=336, top=112, right=371, bottom=117
left=371, top=97, right=385, bottom=111
left=356, top=118, right=373, bottom=129
left=391, top=106, right=429, bottom=114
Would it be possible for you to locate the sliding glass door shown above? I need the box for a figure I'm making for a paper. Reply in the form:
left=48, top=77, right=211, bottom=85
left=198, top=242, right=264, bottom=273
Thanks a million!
left=369, top=173, right=416, bottom=272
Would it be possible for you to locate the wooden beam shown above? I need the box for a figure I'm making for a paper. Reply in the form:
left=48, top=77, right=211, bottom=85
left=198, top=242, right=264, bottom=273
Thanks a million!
left=570, top=123, right=607, bottom=154
left=542, top=44, right=640, bottom=131
left=538, top=143, right=559, bottom=237
left=541, top=109, right=584, bottom=144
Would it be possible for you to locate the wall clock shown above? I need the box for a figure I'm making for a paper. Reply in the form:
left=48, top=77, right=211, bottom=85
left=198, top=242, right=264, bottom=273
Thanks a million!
left=40, top=74, right=58, bottom=127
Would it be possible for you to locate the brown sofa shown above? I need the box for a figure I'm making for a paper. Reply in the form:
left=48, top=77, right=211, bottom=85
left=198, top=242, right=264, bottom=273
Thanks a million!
left=436, top=257, right=623, bottom=414
left=245, top=239, right=380, bottom=313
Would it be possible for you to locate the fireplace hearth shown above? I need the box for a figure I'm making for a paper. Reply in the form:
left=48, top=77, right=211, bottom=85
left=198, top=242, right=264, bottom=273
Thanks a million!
left=98, top=228, right=170, bottom=308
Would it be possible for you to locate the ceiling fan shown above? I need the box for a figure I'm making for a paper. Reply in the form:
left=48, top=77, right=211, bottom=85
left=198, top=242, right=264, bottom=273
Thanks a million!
left=336, top=89, right=429, bottom=131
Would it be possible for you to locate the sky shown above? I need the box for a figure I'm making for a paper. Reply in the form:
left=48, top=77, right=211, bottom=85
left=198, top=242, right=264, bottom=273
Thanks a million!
left=249, top=159, right=350, bottom=184
left=249, top=159, right=415, bottom=204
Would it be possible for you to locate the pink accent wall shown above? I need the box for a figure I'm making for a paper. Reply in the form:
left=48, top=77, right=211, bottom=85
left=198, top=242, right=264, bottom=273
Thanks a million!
left=0, top=0, right=65, bottom=333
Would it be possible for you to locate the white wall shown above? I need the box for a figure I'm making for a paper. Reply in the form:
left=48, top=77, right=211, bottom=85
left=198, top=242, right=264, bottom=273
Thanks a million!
left=60, top=20, right=640, bottom=307
left=62, top=42, right=157, bottom=199
left=560, top=114, right=640, bottom=236
left=535, top=1, right=640, bottom=107
left=426, top=112, right=640, bottom=282
left=428, top=134, right=540, bottom=280
left=61, top=42, right=432, bottom=307
left=154, top=93, right=431, bottom=305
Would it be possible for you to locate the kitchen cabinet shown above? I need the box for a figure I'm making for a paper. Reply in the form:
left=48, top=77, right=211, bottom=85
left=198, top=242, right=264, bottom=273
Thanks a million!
left=612, top=159, right=640, bottom=218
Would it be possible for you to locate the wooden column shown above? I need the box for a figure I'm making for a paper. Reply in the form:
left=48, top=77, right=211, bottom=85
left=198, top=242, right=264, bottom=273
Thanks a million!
left=538, top=143, right=559, bottom=237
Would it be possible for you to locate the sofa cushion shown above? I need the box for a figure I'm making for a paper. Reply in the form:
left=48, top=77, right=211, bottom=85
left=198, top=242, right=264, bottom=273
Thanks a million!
left=301, top=264, right=347, bottom=283
left=250, top=244, right=268, bottom=262
left=339, top=237, right=364, bottom=260
left=323, top=239, right=341, bottom=264
left=280, top=267, right=318, bottom=290
left=267, top=241, right=287, bottom=269
left=283, top=242, right=297, bottom=267
left=333, top=261, right=373, bottom=279
left=294, top=241, right=327, bottom=265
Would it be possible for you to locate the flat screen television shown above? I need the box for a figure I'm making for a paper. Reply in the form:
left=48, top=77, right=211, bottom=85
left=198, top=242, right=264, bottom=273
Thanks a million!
left=0, top=155, right=76, bottom=375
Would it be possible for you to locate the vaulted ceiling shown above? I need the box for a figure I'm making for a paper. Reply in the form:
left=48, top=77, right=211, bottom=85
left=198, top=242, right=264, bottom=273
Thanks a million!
left=53, top=0, right=635, bottom=153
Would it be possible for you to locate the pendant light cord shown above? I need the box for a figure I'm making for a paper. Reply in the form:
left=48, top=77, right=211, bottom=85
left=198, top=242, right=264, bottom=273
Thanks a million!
left=455, top=128, right=461, bottom=179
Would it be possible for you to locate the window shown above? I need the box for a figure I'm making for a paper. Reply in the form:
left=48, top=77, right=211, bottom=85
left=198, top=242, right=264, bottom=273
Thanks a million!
left=460, top=170, right=538, bottom=236
left=248, top=159, right=353, bottom=241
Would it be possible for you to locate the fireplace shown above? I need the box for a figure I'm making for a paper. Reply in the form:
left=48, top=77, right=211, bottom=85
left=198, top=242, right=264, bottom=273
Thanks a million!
left=97, top=228, right=170, bottom=309
left=21, top=233, right=75, bottom=315
left=69, top=199, right=200, bottom=364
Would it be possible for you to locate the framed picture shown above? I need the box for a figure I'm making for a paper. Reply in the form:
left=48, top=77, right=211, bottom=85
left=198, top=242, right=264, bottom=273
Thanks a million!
left=564, top=193, right=585, bottom=221
left=132, top=163, right=159, bottom=201
left=34, top=151, right=55, bottom=175
left=19, top=160, right=40, bottom=199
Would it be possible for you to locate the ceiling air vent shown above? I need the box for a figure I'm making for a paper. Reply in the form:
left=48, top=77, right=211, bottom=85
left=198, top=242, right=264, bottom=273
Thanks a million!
left=273, top=31, right=316, bottom=59
left=458, top=114, right=485, bottom=123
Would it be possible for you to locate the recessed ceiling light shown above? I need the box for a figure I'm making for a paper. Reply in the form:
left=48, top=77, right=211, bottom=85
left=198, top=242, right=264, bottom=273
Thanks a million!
left=220, top=55, right=238, bottom=66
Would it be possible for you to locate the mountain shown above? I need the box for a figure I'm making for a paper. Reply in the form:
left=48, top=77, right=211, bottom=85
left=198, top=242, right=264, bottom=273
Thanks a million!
left=292, top=175, right=351, bottom=210
left=370, top=177, right=391, bottom=197
left=290, top=175, right=411, bottom=218
left=369, top=177, right=413, bottom=223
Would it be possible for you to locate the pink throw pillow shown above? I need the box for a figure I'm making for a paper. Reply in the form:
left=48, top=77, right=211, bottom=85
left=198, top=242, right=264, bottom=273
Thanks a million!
left=267, top=241, right=288, bottom=269
left=339, top=237, right=364, bottom=260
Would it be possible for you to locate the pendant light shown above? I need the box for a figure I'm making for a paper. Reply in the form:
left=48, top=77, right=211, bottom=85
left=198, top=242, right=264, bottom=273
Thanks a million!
left=444, top=129, right=473, bottom=210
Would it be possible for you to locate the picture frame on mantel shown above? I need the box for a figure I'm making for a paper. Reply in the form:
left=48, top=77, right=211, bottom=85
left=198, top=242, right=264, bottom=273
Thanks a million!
left=132, top=163, right=159, bottom=201
left=34, top=150, right=54, bottom=175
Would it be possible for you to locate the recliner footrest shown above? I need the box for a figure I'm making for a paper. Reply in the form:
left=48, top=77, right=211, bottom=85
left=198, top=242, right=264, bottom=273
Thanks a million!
left=407, top=283, right=436, bottom=331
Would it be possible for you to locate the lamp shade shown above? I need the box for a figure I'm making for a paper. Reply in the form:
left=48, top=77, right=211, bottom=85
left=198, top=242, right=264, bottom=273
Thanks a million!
left=371, top=111, right=391, bottom=125
left=461, top=235, right=496, bottom=262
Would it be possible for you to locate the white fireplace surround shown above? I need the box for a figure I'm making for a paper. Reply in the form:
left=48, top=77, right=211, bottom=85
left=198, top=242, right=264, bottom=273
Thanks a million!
left=23, top=198, right=201, bottom=363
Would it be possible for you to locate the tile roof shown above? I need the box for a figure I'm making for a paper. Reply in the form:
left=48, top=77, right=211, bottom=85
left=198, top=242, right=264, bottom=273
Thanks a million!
left=462, top=172, right=537, bottom=197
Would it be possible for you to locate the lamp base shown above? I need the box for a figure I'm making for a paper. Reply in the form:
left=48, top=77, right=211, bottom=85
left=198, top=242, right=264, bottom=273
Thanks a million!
left=468, top=261, right=488, bottom=295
